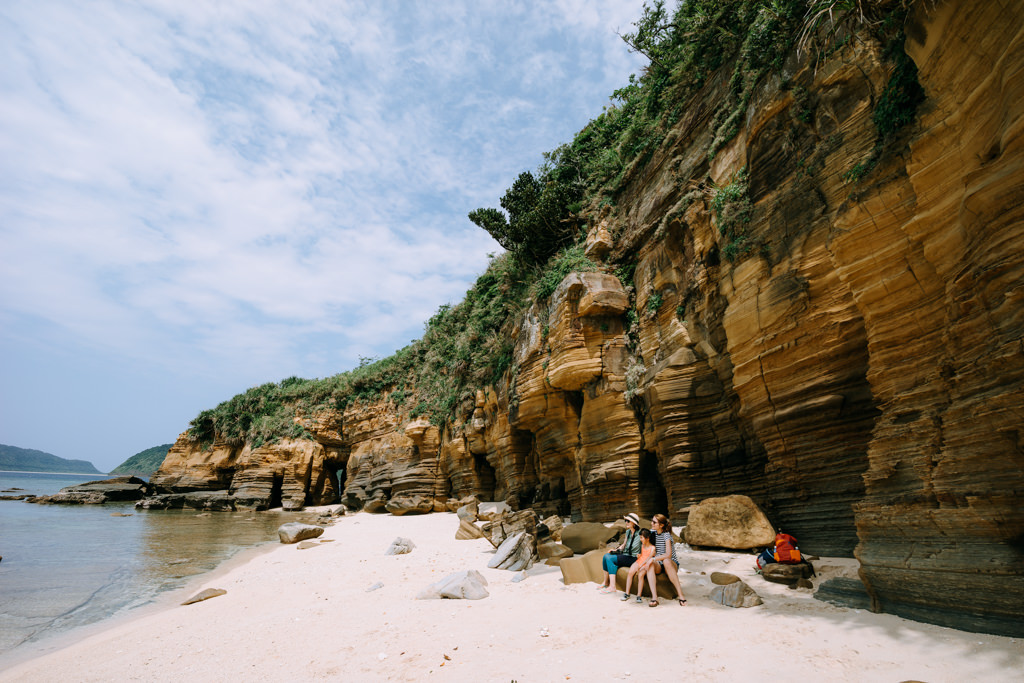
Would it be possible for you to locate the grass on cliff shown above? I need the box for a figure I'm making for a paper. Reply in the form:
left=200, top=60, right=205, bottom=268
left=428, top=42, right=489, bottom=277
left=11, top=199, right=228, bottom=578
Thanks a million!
left=188, top=0, right=920, bottom=449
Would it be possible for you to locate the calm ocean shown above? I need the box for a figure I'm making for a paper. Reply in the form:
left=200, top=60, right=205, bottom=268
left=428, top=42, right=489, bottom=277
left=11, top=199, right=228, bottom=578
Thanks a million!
left=0, top=471, right=299, bottom=661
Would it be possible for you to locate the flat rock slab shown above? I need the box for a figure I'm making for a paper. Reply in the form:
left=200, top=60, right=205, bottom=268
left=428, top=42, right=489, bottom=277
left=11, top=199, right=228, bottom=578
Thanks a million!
left=181, top=588, right=226, bottom=605
left=278, top=522, right=324, bottom=544
left=814, top=577, right=873, bottom=610
left=455, top=518, right=485, bottom=540
left=710, top=571, right=741, bottom=585
left=761, top=562, right=814, bottom=585
left=296, top=540, right=320, bottom=549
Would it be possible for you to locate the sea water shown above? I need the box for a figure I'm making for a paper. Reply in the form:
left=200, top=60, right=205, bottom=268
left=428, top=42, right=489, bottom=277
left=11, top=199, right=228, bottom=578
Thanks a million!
left=0, top=471, right=299, bottom=659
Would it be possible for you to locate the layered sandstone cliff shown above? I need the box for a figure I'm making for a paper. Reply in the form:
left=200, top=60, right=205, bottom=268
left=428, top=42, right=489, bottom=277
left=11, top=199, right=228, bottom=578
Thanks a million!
left=150, top=0, right=1023, bottom=636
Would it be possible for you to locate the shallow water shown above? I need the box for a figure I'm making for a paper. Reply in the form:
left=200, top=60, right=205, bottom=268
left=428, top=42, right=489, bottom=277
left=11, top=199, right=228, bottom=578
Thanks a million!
left=0, top=472, right=297, bottom=657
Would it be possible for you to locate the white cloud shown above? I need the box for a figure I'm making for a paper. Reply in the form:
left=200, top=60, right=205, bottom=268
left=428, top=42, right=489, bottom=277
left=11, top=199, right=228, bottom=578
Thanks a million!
left=0, top=0, right=648, bottom=467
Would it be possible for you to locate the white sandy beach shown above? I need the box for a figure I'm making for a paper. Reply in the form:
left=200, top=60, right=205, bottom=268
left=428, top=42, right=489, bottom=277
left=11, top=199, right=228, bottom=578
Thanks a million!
left=2, top=511, right=1021, bottom=682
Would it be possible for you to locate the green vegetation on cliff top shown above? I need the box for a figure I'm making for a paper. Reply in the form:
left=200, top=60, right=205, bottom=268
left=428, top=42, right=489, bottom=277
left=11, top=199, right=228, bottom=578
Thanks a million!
left=188, top=0, right=921, bottom=449
left=110, top=444, right=173, bottom=477
left=0, top=444, right=101, bottom=474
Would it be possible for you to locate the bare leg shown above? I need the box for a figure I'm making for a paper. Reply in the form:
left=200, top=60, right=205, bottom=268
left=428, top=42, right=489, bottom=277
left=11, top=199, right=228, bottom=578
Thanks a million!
left=646, top=563, right=661, bottom=604
left=664, top=558, right=685, bottom=601
left=624, top=565, right=637, bottom=595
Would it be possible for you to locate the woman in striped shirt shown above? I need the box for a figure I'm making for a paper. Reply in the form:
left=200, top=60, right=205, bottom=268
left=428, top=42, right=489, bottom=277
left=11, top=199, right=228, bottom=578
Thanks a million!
left=644, top=513, right=687, bottom=607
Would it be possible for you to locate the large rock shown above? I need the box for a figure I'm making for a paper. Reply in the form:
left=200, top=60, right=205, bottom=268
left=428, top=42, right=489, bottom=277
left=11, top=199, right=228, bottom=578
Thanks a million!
left=558, top=548, right=606, bottom=585
left=709, top=580, right=763, bottom=608
left=480, top=509, right=537, bottom=548
left=537, top=542, right=574, bottom=561
left=613, top=566, right=676, bottom=599
left=135, top=491, right=236, bottom=511
left=537, top=515, right=564, bottom=543
left=28, top=476, right=152, bottom=505
left=416, top=570, right=489, bottom=600
left=455, top=518, right=485, bottom=540
left=277, top=522, right=324, bottom=544
left=385, top=495, right=434, bottom=516
left=683, top=495, right=774, bottom=550
left=560, top=522, right=618, bottom=554
left=760, top=562, right=814, bottom=586
left=487, top=531, right=536, bottom=571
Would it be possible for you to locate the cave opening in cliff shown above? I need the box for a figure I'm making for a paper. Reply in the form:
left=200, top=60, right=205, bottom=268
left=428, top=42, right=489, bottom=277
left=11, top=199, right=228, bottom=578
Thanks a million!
left=269, top=473, right=283, bottom=509
left=472, top=453, right=496, bottom=500
left=637, top=449, right=668, bottom=518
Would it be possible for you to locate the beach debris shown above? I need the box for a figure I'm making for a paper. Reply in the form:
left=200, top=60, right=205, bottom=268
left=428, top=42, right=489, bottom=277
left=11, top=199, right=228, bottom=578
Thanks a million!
left=711, top=572, right=741, bottom=585
left=487, top=531, right=536, bottom=571
left=366, top=581, right=384, bottom=592
left=385, top=537, right=416, bottom=555
left=683, top=495, right=775, bottom=550
left=416, top=569, right=489, bottom=600
left=539, top=627, right=550, bottom=637
left=456, top=518, right=485, bottom=540
left=709, top=579, right=763, bottom=608
left=377, top=653, right=388, bottom=661
left=181, top=588, right=227, bottom=605
left=560, top=522, right=618, bottom=554
left=277, top=522, right=324, bottom=544
left=297, top=540, right=320, bottom=549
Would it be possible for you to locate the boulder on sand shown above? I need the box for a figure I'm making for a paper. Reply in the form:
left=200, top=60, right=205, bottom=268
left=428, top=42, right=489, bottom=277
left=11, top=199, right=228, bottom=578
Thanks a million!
left=559, top=548, right=606, bottom=585
left=487, top=532, right=536, bottom=571
left=455, top=518, right=485, bottom=540
left=416, top=570, right=489, bottom=600
left=560, top=522, right=618, bottom=554
left=683, top=495, right=775, bottom=550
left=277, top=522, right=324, bottom=544
left=385, top=537, right=416, bottom=555
left=709, top=580, right=763, bottom=608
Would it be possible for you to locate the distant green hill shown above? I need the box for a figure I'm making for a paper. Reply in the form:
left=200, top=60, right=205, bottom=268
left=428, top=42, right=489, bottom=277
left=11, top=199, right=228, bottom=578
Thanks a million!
left=0, top=444, right=102, bottom=474
left=109, top=444, right=173, bottom=477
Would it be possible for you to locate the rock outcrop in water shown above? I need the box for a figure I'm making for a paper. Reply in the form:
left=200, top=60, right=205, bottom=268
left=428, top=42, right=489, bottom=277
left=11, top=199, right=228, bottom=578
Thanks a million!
left=148, top=1, right=1024, bottom=637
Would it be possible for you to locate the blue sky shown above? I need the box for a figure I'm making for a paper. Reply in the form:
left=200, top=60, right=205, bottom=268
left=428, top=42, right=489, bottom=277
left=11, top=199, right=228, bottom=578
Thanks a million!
left=0, top=0, right=647, bottom=472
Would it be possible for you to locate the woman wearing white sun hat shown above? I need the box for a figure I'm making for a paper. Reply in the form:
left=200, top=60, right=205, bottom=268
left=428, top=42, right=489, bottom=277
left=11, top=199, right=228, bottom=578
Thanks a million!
left=598, top=512, right=642, bottom=593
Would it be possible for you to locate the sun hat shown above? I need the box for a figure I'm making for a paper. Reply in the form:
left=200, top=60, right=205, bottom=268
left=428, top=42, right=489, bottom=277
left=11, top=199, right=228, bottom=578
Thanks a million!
left=624, top=513, right=640, bottom=526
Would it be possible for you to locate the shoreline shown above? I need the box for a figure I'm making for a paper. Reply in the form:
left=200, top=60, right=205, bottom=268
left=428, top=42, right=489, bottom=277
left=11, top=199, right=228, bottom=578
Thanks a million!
left=2, top=511, right=1021, bottom=682
left=0, top=529, right=282, bottom=671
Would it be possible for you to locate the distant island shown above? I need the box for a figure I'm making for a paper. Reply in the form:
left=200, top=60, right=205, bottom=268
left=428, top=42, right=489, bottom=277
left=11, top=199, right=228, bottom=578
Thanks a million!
left=109, top=444, right=173, bottom=478
left=0, top=444, right=102, bottom=474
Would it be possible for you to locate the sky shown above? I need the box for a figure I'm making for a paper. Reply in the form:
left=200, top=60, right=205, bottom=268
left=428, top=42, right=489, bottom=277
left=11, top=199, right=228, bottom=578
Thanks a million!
left=0, top=0, right=648, bottom=472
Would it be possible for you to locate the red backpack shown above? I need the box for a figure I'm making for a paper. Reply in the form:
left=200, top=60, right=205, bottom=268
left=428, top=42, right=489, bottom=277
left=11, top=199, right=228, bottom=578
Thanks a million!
left=773, top=533, right=801, bottom=564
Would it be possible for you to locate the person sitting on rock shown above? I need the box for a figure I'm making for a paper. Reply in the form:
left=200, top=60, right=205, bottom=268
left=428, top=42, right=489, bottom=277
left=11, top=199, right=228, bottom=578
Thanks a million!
left=598, top=512, right=642, bottom=593
left=645, top=513, right=687, bottom=607
left=620, top=528, right=656, bottom=603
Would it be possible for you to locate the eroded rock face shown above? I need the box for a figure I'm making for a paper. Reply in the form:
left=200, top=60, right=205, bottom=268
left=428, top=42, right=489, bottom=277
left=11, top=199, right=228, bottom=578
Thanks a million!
left=153, top=0, right=1022, bottom=636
